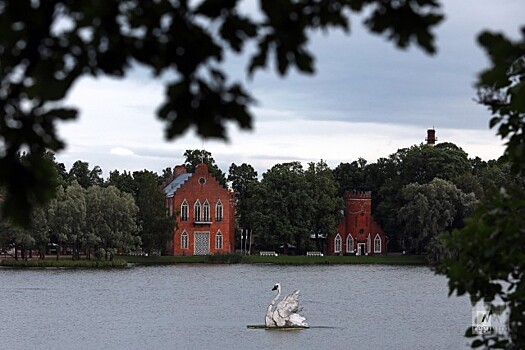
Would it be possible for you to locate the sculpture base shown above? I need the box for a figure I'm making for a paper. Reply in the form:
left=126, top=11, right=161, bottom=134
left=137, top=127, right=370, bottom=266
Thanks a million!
left=247, top=324, right=309, bottom=330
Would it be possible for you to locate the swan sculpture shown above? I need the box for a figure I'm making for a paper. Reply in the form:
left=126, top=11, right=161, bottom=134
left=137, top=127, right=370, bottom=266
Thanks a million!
left=265, top=283, right=308, bottom=328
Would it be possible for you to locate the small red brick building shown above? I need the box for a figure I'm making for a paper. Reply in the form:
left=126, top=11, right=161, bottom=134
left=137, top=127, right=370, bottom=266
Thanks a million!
left=328, top=191, right=387, bottom=255
left=163, top=163, right=235, bottom=255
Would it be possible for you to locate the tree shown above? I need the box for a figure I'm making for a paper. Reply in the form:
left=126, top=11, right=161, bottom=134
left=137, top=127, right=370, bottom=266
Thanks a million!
left=228, top=162, right=258, bottom=251
left=305, top=160, right=342, bottom=252
left=85, top=186, right=140, bottom=259
left=253, top=162, right=314, bottom=253
left=0, top=0, right=444, bottom=224
left=106, top=170, right=137, bottom=194
left=333, top=158, right=368, bottom=196
left=437, top=29, right=525, bottom=349
left=183, top=149, right=226, bottom=185
left=132, top=170, right=172, bottom=255
left=48, top=181, right=87, bottom=260
left=68, top=160, right=103, bottom=188
left=397, top=178, right=476, bottom=255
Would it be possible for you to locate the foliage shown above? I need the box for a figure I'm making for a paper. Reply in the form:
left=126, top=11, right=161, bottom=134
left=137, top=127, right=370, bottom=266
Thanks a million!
left=228, top=162, right=258, bottom=233
left=397, top=178, right=476, bottom=255
left=305, top=160, right=343, bottom=252
left=437, top=27, right=525, bottom=349
left=250, top=161, right=341, bottom=253
left=0, top=257, right=128, bottom=268
left=132, top=170, right=173, bottom=255
left=206, top=253, right=243, bottom=264
left=0, top=0, right=443, bottom=225
left=85, top=185, right=141, bottom=258
left=183, top=149, right=226, bottom=185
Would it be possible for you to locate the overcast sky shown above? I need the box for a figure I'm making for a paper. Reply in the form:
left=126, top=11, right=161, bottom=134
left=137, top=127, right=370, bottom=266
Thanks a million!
left=57, top=0, right=525, bottom=177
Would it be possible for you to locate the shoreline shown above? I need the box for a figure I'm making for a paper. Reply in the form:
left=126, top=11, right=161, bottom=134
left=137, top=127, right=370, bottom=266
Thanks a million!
left=0, top=254, right=427, bottom=268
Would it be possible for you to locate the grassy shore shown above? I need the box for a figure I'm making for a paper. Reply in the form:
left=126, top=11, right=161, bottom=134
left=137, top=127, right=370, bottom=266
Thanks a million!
left=125, top=254, right=428, bottom=266
left=0, top=257, right=128, bottom=268
left=1, top=254, right=427, bottom=268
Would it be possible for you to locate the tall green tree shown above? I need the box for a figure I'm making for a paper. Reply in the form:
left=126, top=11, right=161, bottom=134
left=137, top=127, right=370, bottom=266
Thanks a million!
left=398, top=178, right=476, bottom=255
left=333, top=158, right=368, bottom=196
left=69, top=160, right=103, bottom=189
left=375, top=143, right=472, bottom=250
left=228, top=162, right=258, bottom=239
left=106, top=170, right=137, bottom=194
left=253, top=162, right=313, bottom=253
left=132, top=170, right=172, bottom=255
left=305, top=160, right=343, bottom=252
left=85, top=186, right=140, bottom=259
left=48, top=181, right=86, bottom=260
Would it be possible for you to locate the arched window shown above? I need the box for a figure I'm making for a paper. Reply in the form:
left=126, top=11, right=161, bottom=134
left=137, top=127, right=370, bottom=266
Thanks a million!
left=194, top=200, right=201, bottom=222
left=181, top=231, right=189, bottom=250
left=181, top=200, right=189, bottom=221
left=346, top=234, right=354, bottom=253
left=216, top=200, right=223, bottom=221
left=203, top=200, right=210, bottom=222
left=215, top=231, right=223, bottom=250
left=374, top=234, right=382, bottom=253
left=334, top=234, right=342, bottom=253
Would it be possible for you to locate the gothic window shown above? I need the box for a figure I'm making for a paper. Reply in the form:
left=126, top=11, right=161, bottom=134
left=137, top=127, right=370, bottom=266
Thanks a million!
left=215, top=231, right=223, bottom=250
left=346, top=234, right=354, bottom=253
left=181, top=231, right=189, bottom=250
left=374, top=234, right=382, bottom=253
left=334, top=234, right=342, bottom=253
left=194, top=200, right=201, bottom=222
left=181, top=200, right=189, bottom=221
left=203, top=200, right=210, bottom=222
left=216, top=200, right=223, bottom=221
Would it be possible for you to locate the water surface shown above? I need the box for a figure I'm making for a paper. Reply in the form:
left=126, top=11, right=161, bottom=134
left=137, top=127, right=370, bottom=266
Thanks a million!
left=0, top=264, right=471, bottom=349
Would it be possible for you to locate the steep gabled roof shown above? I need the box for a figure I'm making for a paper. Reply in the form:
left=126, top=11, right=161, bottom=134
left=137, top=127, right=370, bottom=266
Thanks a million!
left=163, top=173, right=192, bottom=198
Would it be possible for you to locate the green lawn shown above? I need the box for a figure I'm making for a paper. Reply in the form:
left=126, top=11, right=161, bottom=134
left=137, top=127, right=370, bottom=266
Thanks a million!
left=125, top=254, right=427, bottom=266
left=1, top=254, right=427, bottom=268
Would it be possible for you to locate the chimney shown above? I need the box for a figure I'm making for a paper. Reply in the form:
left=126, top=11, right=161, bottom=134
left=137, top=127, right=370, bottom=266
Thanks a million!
left=426, top=128, right=437, bottom=146
left=173, top=165, right=187, bottom=177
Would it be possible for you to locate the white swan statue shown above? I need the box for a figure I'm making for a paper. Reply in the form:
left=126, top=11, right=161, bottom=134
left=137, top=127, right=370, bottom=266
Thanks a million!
left=265, top=283, right=308, bottom=328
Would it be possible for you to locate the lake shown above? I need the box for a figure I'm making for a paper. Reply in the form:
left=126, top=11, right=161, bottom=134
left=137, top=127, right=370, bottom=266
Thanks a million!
left=0, top=264, right=472, bottom=349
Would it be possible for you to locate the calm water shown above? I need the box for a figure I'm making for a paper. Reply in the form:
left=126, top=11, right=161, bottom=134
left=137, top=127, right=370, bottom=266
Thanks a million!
left=0, top=264, right=471, bottom=349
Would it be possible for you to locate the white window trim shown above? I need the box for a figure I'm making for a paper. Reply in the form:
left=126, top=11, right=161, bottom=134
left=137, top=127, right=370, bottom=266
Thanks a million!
left=181, top=230, right=189, bottom=250
left=194, top=200, right=201, bottom=222
left=181, top=200, right=189, bottom=221
left=374, top=233, right=382, bottom=253
left=216, top=200, right=223, bottom=221
left=346, top=234, right=354, bottom=253
left=215, top=230, right=223, bottom=250
left=334, top=234, right=342, bottom=253
left=203, top=200, right=210, bottom=222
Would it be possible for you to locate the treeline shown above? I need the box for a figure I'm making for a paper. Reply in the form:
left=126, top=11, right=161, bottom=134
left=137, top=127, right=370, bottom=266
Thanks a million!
left=226, top=142, right=524, bottom=259
left=1, top=144, right=523, bottom=260
left=0, top=152, right=173, bottom=260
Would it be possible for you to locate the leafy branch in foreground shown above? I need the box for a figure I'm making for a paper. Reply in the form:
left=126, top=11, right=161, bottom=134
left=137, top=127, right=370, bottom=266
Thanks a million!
left=437, top=27, right=525, bottom=349
left=0, top=0, right=443, bottom=225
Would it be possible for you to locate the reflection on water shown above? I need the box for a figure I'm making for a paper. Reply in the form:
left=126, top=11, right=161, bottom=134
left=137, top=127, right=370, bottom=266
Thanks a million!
left=0, top=265, right=470, bottom=349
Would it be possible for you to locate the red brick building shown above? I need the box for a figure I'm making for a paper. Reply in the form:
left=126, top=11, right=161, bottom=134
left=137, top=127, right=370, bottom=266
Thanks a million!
left=328, top=191, right=387, bottom=255
left=163, top=163, right=235, bottom=255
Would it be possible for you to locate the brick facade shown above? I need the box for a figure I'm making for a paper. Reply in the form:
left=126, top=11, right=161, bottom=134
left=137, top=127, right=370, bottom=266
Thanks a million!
left=328, top=191, right=387, bottom=255
left=163, top=163, right=235, bottom=256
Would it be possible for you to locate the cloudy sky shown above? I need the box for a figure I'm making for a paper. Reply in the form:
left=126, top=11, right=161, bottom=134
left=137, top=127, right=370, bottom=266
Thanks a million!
left=57, top=0, right=525, bottom=177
